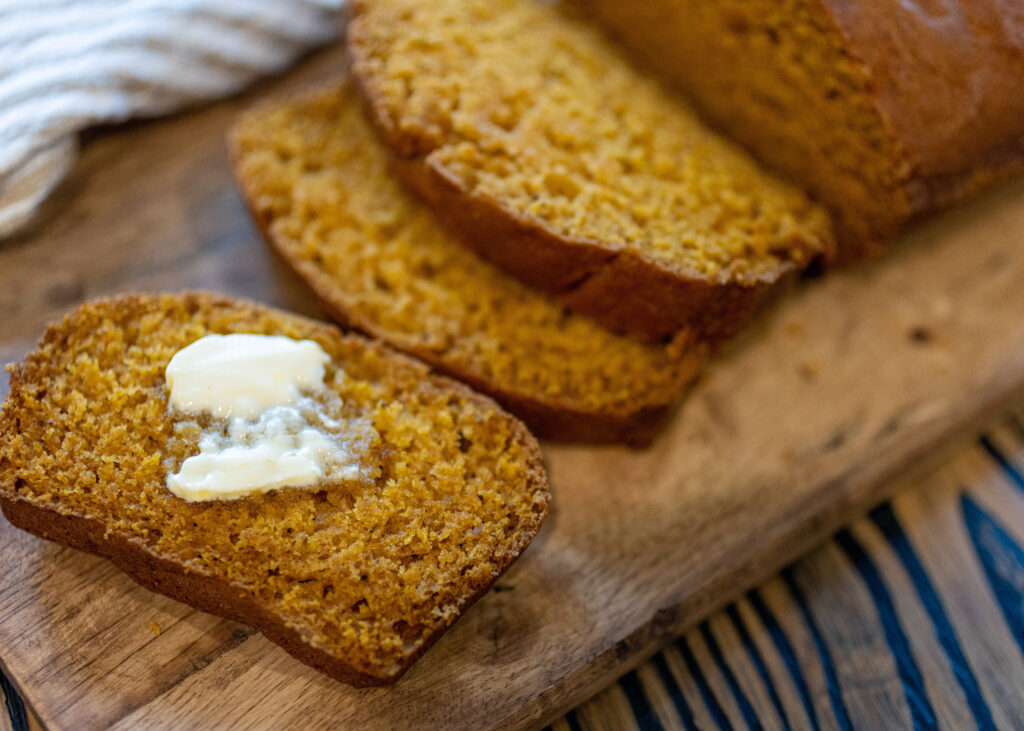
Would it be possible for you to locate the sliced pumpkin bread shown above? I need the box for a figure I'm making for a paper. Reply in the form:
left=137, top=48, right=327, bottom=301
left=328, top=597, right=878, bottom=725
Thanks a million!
left=229, top=82, right=705, bottom=444
left=577, top=0, right=1024, bottom=259
left=0, top=293, right=550, bottom=686
left=347, top=0, right=835, bottom=341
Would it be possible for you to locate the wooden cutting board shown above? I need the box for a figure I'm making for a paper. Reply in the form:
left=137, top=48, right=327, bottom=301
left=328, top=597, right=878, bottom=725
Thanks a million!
left=2, top=47, right=1024, bottom=730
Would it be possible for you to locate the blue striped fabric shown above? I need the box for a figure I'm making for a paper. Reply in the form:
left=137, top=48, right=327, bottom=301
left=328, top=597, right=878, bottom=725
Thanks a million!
left=650, top=652, right=699, bottom=731
left=962, top=496, right=1024, bottom=656
left=698, top=622, right=763, bottom=730
left=869, top=503, right=995, bottom=731
left=781, top=564, right=855, bottom=731
left=0, top=669, right=27, bottom=731
left=746, top=588, right=824, bottom=731
left=5, top=411, right=1024, bottom=729
left=834, top=529, right=938, bottom=730
left=724, top=604, right=791, bottom=731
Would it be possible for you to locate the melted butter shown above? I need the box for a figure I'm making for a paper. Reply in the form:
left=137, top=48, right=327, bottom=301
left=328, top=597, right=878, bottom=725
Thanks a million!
left=164, top=334, right=369, bottom=502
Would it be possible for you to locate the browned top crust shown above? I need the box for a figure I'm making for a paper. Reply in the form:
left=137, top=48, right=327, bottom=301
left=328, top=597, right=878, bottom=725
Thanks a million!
left=576, top=0, right=1024, bottom=256
left=828, top=0, right=1024, bottom=185
left=0, top=293, right=549, bottom=686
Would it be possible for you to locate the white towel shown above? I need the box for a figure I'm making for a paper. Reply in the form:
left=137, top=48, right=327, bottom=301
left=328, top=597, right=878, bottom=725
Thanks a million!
left=0, top=0, right=345, bottom=238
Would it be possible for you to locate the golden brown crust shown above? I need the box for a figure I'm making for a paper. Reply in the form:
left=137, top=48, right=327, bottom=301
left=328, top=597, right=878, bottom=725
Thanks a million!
left=0, top=492, right=543, bottom=687
left=822, top=0, right=1024, bottom=257
left=227, top=84, right=705, bottom=444
left=575, top=0, right=1024, bottom=261
left=823, top=0, right=1024, bottom=185
left=384, top=152, right=796, bottom=344
left=0, top=292, right=550, bottom=686
left=346, top=0, right=833, bottom=343
left=0, top=497, right=391, bottom=686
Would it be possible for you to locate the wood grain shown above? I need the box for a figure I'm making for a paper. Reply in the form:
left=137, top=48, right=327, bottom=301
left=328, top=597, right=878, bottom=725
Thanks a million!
left=553, top=412, right=1024, bottom=730
left=2, top=44, right=1024, bottom=729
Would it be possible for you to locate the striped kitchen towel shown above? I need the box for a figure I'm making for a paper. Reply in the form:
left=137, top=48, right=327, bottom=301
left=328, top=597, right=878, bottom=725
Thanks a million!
left=0, top=0, right=344, bottom=239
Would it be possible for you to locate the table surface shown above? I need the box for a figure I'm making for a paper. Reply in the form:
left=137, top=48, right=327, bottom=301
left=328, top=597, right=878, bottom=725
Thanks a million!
left=555, top=410, right=1024, bottom=730
left=4, top=412, right=1022, bottom=729
left=2, top=48, right=1024, bottom=730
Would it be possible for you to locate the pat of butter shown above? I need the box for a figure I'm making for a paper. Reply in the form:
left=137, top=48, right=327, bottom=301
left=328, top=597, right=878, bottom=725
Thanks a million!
left=165, top=334, right=363, bottom=502
left=166, top=333, right=330, bottom=419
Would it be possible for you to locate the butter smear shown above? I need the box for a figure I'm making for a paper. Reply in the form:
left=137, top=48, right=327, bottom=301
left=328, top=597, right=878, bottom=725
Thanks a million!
left=164, top=333, right=367, bottom=502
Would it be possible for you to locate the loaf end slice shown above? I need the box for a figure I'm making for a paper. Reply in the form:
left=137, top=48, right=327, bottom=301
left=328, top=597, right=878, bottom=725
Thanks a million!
left=229, top=81, right=705, bottom=444
left=575, top=0, right=1024, bottom=260
left=348, top=0, right=835, bottom=342
left=0, top=293, right=550, bottom=686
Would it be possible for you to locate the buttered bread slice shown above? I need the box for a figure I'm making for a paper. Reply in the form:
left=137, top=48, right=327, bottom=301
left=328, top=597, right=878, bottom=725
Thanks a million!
left=230, top=82, right=705, bottom=444
left=0, top=293, right=549, bottom=686
left=348, top=0, right=834, bottom=341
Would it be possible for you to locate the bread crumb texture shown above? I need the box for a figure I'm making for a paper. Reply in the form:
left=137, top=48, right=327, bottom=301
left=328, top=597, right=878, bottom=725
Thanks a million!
left=231, top=83, right=701, bottom=418
left=350, top=0, right=832, bottom=280
left=0, top=293, right=549, bottom=681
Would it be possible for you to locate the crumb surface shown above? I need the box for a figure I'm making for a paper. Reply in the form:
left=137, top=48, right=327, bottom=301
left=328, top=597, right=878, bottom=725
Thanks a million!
left=231, top=83, right=702, bottom=418
left=0, top=294, right=548, bottom=680
left=350, top=0, right=832, bottom=279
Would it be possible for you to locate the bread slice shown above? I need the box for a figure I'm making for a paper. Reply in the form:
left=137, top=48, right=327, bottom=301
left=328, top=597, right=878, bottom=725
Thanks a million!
left=229, top=81, right=704, bottom=445
left=347, top=0, right=835, bottom=342
left=576, top=0, right=1024, bottom=260
left=0, top=293, right=549, bottom=687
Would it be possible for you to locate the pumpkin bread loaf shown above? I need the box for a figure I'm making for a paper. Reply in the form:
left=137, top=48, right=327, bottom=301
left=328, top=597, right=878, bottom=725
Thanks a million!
left=577, top=0, right=1024, bottom=259
left=0, top=293, right=550, bottom=686
left=230, top=82, right=705, bottom=444
left=347, top=0, right=834, bottom=342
